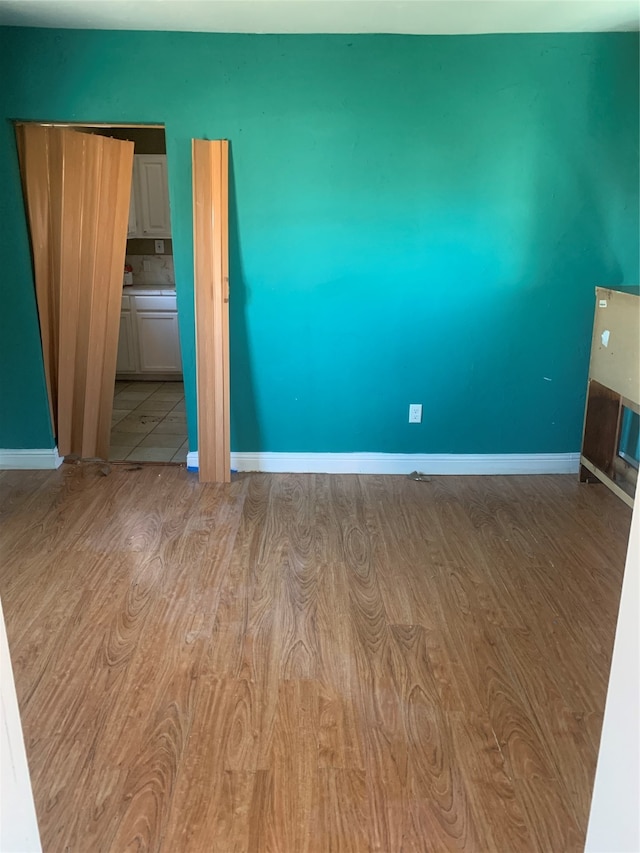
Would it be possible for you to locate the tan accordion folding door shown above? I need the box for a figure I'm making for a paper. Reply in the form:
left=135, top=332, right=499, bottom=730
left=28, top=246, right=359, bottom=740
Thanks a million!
left=18, top=124, right=133, bottom=460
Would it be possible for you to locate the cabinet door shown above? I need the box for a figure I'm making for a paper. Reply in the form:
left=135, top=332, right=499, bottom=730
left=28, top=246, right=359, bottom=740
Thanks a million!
left=135, top=155, right=172, bottom=238
left=116, top=310, right=137, bottom=373
left=136, top=311, right=182, bottom=372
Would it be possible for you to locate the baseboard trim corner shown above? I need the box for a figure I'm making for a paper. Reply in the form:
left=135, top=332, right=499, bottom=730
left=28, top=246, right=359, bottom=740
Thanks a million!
left=0, top=447, right=63, bottom=470
left=185, top=451, right=580, bottom=476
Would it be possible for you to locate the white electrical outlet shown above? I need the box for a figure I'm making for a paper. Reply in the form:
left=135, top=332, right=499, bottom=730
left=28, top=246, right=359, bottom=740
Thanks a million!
left=409, top=403, right=422, bottom=424
left=143, top=260, right=151, bottom=272
left=154, top=239, right=165, bottom=254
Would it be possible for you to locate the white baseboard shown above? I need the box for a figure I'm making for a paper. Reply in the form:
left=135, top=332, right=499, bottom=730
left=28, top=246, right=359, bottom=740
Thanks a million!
left=0, top=448, right=63, bottom=470
left=186, top=451, right=580, bottom=476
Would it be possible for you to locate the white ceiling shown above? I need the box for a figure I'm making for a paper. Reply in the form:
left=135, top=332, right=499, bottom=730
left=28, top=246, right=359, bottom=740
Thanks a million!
left=0, top=0, right=637, bottom=35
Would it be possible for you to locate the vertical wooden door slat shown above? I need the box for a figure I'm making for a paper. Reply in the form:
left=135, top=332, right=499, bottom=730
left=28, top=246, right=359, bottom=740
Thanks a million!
left=19, top=124, right=133, bottom=460
left=192, top=139, right=230, bottom=483
left=82, top=136, right=134, bottom=459
left=20, top=125, right=57, bottom=427
left=58, top=130, right=88, bottom=457
left=95, top=138, right=136, bottom=460
left=76, top=133, right=103, bottom=458
left=48, top=129, right=64, bottom=433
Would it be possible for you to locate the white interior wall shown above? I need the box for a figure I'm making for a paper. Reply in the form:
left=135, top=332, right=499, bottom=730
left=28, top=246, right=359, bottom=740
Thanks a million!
left=0, top=597, right=42, bottom=853
left=586, top=499, right=640, bottom=852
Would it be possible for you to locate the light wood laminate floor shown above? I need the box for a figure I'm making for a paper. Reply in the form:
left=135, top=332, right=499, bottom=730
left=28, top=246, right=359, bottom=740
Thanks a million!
left=0, top=466, right=631, bottom=852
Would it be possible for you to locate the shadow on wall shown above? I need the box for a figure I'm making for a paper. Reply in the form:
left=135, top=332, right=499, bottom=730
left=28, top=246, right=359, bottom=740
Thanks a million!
left=503, top=68, right=629, bottom=439
left=502, top=152, right=625, bottom=450
left=229, top=146, right=261, bottom=454
left=419, top=134, right=628, bottom=454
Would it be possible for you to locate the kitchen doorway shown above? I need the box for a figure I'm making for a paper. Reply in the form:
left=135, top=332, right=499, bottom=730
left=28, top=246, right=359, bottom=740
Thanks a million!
left=17, top=121, right=187, bottom=466
left=78, top=125, right=186, bottom=465
left=17, top=122, right=229, bottom=481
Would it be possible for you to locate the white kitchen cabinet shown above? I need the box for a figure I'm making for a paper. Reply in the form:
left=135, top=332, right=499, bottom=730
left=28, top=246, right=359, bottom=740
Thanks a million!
left=134, top=155, right=172, bottom=238
left=116, top=291, right=182, bottom=378
left=136, top=312, right=182, bottom=372
left=116, top=310, right=136, bottom=373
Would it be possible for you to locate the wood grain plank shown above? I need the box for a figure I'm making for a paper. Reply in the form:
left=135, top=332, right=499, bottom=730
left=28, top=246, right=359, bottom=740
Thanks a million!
left=449, top=712, right=537, bottom=852
left=260, top=679, right=320, bottom=853
left=319, top=769, right=370, bottom=853
left=163, top=676, right=260, bottom=852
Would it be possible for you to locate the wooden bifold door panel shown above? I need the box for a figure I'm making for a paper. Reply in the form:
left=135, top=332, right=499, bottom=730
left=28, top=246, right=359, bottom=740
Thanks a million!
left=17, top=124, right=134, bottom=460
left=192, top=139, right=230, bottom=484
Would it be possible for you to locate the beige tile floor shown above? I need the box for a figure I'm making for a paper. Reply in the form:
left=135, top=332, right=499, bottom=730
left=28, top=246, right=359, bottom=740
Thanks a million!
left=110, top=381, right=187, bottom=463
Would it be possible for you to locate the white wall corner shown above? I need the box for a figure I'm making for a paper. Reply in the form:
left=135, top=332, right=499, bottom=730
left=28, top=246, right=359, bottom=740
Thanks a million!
left=0, top=448, right=63, bottom=470
left=186, top=451, right=580, bottom=475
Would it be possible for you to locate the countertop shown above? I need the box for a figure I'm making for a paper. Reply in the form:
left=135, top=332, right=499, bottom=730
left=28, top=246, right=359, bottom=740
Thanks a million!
left=123, top=284, right=176, bottom=296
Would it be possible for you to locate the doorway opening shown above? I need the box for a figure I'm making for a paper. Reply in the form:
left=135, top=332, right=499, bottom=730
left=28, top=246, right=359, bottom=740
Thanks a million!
left=16, top=121, right=187, bottom=467
left=17, top=123, right=229, bottom=481
left=76, top=125, right=186, bottom=465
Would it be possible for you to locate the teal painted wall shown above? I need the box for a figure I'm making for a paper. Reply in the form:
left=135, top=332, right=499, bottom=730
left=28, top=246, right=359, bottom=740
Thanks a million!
left=0, top=30, right=638, bottom=453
